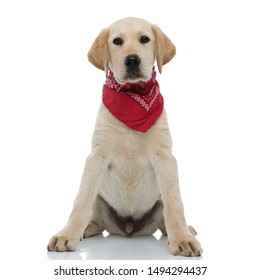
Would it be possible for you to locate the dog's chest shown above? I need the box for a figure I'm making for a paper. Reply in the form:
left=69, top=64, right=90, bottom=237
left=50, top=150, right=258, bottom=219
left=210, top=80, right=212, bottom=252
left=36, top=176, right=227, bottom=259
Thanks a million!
left=99, top=132, right=160, bottom=219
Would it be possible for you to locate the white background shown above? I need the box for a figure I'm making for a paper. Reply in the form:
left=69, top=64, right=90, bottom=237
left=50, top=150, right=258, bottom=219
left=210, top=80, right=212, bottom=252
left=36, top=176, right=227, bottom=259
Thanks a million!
left=0, top=0, right=260, bottom=279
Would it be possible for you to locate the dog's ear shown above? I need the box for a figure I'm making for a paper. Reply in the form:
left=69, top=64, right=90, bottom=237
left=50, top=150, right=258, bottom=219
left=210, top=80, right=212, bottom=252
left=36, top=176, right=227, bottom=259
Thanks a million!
left=88, top=28, right=109, bottom=76
left=152, top=25, right=176, bottom=73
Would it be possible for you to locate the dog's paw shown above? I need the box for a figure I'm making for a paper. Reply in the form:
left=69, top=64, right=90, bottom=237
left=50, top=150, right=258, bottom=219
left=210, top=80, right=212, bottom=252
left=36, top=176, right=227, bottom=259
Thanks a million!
left=47, top=233, right=81, bottom=252
left=168, top=235, right=202, bottom=257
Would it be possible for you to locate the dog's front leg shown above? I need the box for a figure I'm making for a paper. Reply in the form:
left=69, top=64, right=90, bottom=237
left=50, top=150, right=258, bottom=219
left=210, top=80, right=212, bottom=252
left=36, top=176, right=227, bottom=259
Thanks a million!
left=47, top=153, right=107, bottom=251
left=152, top=153, right=202, bottom=256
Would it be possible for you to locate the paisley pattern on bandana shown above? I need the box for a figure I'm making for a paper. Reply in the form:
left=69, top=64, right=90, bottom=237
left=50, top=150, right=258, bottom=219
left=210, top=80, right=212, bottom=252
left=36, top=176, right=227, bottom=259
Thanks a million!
left=102, top=68, right=164, bottom=133
left=104, top=68, right=160, bottom=112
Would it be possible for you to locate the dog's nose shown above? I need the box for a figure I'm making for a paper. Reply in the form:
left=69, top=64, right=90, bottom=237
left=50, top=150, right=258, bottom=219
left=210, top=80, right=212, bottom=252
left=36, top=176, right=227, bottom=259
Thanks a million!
left=124, top=55, right=141, bottom=68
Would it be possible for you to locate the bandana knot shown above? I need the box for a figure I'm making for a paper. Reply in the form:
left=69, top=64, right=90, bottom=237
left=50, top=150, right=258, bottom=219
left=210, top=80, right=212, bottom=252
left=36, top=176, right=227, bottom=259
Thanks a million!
left=102, top=68, right=164, bottom=132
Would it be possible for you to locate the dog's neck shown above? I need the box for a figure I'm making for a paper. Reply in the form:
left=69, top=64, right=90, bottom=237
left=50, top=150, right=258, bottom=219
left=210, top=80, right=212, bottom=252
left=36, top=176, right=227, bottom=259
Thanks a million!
left=102, top=67, right=164, bottom=133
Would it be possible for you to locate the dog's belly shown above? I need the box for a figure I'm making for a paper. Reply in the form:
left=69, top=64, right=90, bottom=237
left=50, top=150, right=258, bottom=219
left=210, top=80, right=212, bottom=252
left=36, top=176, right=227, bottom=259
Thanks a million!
left=99, top=154, right=160, bottom=220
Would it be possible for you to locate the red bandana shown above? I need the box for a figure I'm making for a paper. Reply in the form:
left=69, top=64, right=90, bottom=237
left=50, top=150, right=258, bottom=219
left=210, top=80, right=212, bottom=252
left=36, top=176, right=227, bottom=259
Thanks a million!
left=102, top=68, right=164, bottom=132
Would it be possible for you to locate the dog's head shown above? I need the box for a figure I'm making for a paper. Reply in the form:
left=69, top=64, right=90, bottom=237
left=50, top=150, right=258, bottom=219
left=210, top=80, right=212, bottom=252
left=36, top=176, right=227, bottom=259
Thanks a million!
left=88, top=17, right=176, bottom=84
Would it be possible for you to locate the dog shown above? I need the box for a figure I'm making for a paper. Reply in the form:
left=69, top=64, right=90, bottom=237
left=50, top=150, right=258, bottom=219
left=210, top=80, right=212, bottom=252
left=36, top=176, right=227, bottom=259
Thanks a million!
left=47, top=17, right=202, bottom=257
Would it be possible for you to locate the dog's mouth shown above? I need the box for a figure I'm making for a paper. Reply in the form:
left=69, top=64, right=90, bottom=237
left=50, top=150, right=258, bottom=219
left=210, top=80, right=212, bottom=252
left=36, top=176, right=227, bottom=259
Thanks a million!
left=118, top=69, right=149, bottom=85
left=124, top=70, right=144, bottom=80
left=113, top=64, right=151, bottom=85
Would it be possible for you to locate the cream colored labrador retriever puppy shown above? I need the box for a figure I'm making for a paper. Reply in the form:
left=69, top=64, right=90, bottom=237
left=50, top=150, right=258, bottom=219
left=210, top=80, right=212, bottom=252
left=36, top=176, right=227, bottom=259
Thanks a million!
left=47, top=17, right=202, bottom=256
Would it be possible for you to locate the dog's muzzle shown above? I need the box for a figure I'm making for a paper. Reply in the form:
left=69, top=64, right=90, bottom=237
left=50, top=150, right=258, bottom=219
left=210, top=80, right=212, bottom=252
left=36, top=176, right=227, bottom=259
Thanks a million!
left=124, top=54, right=142, bottom=79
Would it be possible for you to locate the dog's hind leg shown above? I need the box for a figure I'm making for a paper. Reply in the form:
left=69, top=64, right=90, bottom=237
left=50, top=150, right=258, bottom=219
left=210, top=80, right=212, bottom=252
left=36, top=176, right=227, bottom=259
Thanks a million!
left=159, top=220, right=167, bottom=235
left=133, top=200, right=165, bottom=236
left=83, top=196, right=105, bottom=237
left=84, top=221, right=105, bottom=237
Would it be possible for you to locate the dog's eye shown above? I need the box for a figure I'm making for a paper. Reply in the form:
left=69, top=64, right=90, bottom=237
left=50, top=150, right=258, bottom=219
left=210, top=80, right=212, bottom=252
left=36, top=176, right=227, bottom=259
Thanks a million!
left=113, top=38, right=123, bottom=45
left=140, top=36, right=150, bottom=44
